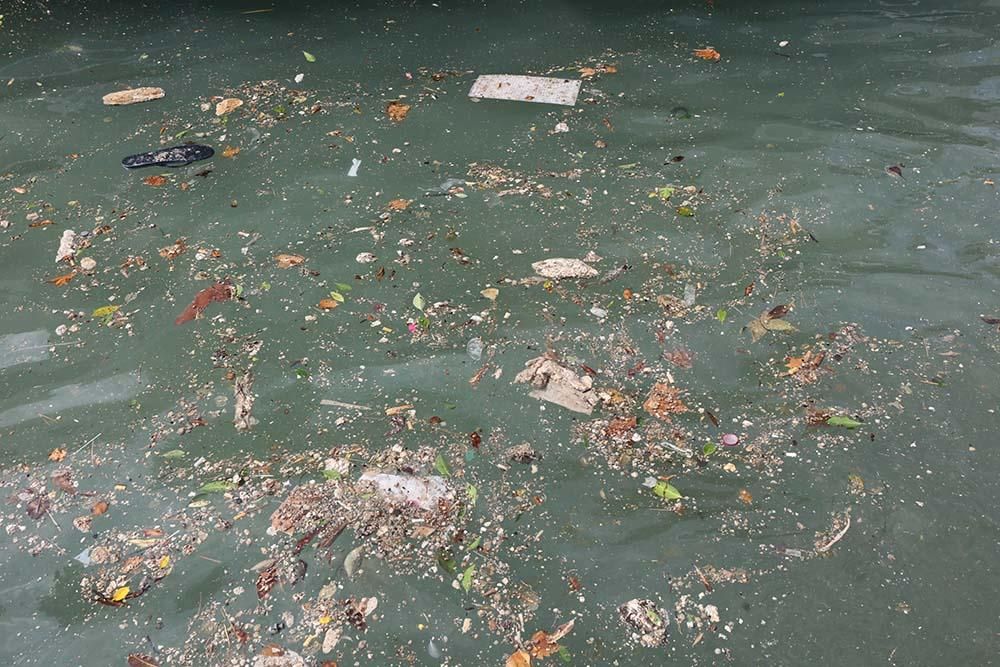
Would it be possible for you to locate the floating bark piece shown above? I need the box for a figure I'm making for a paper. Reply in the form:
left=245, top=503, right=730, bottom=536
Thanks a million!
left=102, top=87, right=165, bottom=105
left=215, top=97, right=243, bottom=116
left=531, top=258, right=598, bottom=279
left=514, top=354, right=598, bottom=414
left=174, top=282, right=233, bottom=325
left=233, top=370, right=257, bottom=431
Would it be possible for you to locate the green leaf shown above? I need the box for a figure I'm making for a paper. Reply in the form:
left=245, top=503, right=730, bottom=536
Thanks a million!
left=260, top=281, right=271, bottom=291
left=328, top=291, right=345, bottom=303
left=558, top=646, right=572, bottom=662
left=466, top=483, right=478, bottom=506
left=92, top=305, right=119, bottom=318
left=322, top=469, right=342, bottom=480
left=466, top=535, right=481, bottom=551
left=461, top=564, right=475, bottom=592
left=716, top=308, right=727, bottom=323
left=645, top=608, right=662, bottom=626
left=702, top=442, right=718, bottom=457
left=418, top=315, right=430, bottom=329
left=161, top=449, right=186, bottom=459
left=334, top=282, right=353, bottom=292
left=174, top=130, right=190, bottom=139
left=437, top=551, right=457, bottom=574
left=434, top=453, right=451, bottom=477
left=412, top=292, right=426, bottom=312
left=676, top=205, right=695, bottom=217
left=302, top=51, right=316, bottom=63
left=198, top=480, right=236, bottom=494
left=652, top=481, right=682, bottom=500
left=827, top=415, right=862, bottom=429
left=295, top=367, right=310, bottom=379
left=649, top=186, right=674, bottom=201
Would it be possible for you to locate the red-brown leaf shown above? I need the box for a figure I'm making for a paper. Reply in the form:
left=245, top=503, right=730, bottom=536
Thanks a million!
left=174, top=282, right=233, bottom=325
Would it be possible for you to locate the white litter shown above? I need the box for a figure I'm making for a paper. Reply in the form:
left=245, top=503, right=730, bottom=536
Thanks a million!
left=348, top=158, right=361, bottom=177
left=468, top=74, right=581, bottom=106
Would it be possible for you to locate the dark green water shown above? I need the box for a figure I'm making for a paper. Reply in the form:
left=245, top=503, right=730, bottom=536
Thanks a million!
left=1, top=1, right=999, bottom=665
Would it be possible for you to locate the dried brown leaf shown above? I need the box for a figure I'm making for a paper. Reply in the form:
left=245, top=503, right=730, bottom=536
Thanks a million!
left=386, top=100, right=411, bottom=122
left=275, top=253, right=305, bottom=269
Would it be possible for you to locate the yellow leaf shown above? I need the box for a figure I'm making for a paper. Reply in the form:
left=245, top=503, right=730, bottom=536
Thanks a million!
left=158, top=555, right=170, bottom=569
left=480, top=287, right=499, bottom=301
left=92, top=305, right=120, bottom=318
left=318, top=615, right=332, bottom=625
left=111, top=586, right=130, bottom=602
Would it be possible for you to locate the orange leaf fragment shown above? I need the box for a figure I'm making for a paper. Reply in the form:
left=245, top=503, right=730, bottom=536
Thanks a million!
left=48, top=447, right=67, bottom=462
left=506, top=650, right=531, bottom=667
left=49, top=271, right=76, bottom=287
left=275, top=253, right=305, bottom=269
left=221, top=145, right=240, bottom=158
left=318, top=298, right=339, bottom=310
left=386, top=100, right=411, bottom=122
left=92, top=500, right=110, bottom=516
left=693, top=47, right=721, bottom=61
left=387, top=198, right=411, bottom=211
left=28, top=219, right=54, bottom=228
left=143, top=175, right=168, bottom=187
left=738, top=488, right=753, bottom=505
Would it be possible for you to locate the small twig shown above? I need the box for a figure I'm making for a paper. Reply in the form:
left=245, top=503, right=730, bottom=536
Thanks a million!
left=72, top=433, right=102, bottom=456
left=693, top=564, right=713, bottom=592
left=320, top=399, right=371, bottom=411
left=37, top=413, right=58, bottom=424
left=197, top=554, right=223, bottom=564
left=45, top=509, right=61, bottom=531
left=817, top=514, right=851, bottom=553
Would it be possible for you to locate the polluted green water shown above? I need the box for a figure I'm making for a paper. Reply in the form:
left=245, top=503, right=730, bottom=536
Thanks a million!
left=1, top=0, right=999, bottom=664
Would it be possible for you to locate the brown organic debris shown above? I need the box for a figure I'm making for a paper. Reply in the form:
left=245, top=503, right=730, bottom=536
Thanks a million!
left=386, top=100, right=411, bottom=122
left=174, top=282, right=234, bottom=325
left=643, top=382, right=688, bottom=421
